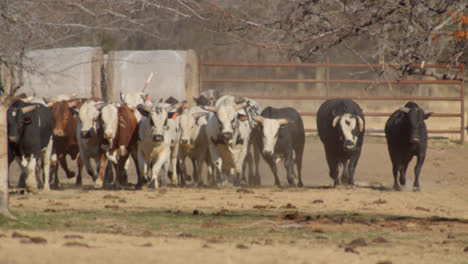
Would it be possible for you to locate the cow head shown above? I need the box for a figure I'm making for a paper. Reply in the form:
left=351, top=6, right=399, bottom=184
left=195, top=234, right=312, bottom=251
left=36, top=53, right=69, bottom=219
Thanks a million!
left=120, top=92, right=148, bottom=110
left=51, top=100, right=73, bottom=137
left=254, top=116, right=288, bottom=156
left=204, top=102, right=248, bottom=143
left=75, top=100, right=106, bottom=138
left=400, top=102, right=432, bottom=143
left=138, top=101, right=185, bottom=143
left=332, top=112, right=364, bottom=150
left=179, top=107, right=209, bottom=145
left=101, top=104, right=119, bottom=146
left=7, top=105, right=38, bottom=143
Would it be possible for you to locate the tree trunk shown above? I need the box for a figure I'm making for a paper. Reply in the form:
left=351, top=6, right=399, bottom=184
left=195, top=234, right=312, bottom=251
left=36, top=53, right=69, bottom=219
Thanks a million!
left=0, top=103, right=15, bottom=219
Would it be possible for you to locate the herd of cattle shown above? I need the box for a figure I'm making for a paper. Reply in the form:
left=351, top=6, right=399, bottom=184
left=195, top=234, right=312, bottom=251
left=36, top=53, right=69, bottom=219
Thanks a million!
left=6, top=90, right=432, bottom=192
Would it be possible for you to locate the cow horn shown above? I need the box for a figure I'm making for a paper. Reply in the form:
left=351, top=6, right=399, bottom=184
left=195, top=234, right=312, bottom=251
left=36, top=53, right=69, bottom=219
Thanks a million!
left=21, top=96, right=34, bottom=103
left=356, top=116, right=364, bottom=132
left=332, top=116, right=340, bottom=128
left=399, top=107, right=410, bottom=113
left=95, top=102, right=107, bottom=110
left=203, top=106, right=218, bottom=113
left=233, top=102, right=247, bottom=111
left=424, top=110, right=433, bottom=119
left=278, top=118, right=288, bottom=126
left=22, top=105, right=38, bottom=114
left=254, top=116, right=264, bottom=124
left=120, top=91, right=126, bottom=103
left=193, top=112, right=209, bottom=119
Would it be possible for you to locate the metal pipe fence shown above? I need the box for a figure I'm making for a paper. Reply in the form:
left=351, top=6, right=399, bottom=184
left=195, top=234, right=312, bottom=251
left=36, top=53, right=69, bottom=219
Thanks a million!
left=200, top=59, right=465, bottom=144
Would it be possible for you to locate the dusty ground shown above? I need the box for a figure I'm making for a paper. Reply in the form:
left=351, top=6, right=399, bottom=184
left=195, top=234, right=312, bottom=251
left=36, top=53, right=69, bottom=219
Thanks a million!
left=1, top=136, right=468, bottom=264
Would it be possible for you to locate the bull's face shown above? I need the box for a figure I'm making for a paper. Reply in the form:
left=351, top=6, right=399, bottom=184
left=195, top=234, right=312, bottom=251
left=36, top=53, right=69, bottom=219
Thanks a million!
left=51, top=101, right=72, bottom=137
left=254, top=116, right=288, bottom=156
left=205, top=103, right=247, bottom=143
left=401, top=106, right=432, bottom=143
left=7, top=105, right=37, bottom=143
left=138, top=104, right=171, bottom=143
left=179, top=109, right=209, bottom=145
left=77, top=101, right=104, bottom=138
left=101, top=104, right=118, bottom=146
left=332, top=113, right=364, bottom=150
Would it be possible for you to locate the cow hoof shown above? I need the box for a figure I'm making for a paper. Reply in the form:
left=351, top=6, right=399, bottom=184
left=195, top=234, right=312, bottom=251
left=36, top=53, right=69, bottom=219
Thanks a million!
left=94, top=179, right=103, bottom=189
left=43, top=185, right=50, bottom=192
left=413, top=186, right=421, bottom=192
left=393, top=185, right=401, bottom=191
left=297, top=182, right=304, bottom=188
left=66, top=171, right=76, bottom=179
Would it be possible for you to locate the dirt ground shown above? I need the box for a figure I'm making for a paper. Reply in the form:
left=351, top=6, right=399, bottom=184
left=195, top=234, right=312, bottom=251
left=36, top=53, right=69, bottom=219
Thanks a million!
left=1, top=136, right=468, bottom=264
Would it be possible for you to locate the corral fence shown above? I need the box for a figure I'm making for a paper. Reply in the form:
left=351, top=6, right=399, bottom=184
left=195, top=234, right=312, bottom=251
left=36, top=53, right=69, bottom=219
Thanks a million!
left=199, top=59, right=465, bottom=144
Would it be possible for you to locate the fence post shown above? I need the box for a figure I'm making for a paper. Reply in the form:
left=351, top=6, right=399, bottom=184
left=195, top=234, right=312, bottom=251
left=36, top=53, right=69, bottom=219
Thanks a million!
left=326, top=57, right=330, bottom=97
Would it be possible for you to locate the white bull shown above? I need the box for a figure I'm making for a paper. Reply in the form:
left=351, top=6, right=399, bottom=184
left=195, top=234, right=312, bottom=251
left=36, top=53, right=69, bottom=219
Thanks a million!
left=178, top=106, right=213, bottom=186
left=203, top=95, right=260, bottom=186
left=137, top=101, right=184, bottom=189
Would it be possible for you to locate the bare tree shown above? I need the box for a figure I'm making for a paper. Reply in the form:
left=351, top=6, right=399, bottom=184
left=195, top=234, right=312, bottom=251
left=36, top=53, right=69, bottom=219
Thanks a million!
left=204, top=0, right=468, bottom=79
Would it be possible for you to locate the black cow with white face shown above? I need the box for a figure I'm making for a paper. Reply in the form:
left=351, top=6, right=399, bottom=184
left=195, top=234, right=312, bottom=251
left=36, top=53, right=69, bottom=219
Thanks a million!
left=317, top=99, right=365, bottom=187
left=385, top=101, right=432, bottom=192
left=7, top=99, right=54, bottom=192
left=253, top=107, right=305, bottom=187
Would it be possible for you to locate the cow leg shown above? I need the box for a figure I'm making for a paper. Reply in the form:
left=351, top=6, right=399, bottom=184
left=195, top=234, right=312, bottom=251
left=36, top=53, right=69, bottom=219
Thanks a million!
left=76, top=155, right=84, bottom=186
left=348, top=154, right=360, bottom=187
left=400, top=157, right=412, bottom=187
left=50, top=153, right=60, bottom=189
left=326, top=152, right=340, bottom=187
left=392, top=164, right=401, bottom=191
left=253, top=143, right=261, bottom=186
left=137, top=151, right=149, bottom=188
left=24, top=156, right=38, bottom=192
left=341, top=159, right=350, bottom=185
left=170, top=146, right=179, bottom=186
left=243, top=151, right=254, bottom=186
left=81, top=154, right=97, bottom=184
left=294, top=145, right=304, bottom=187
left=193, top=158, right=204, bottom=187
left=58, top=154, right=75, bottom=179
left=41, top=136, right=54, bottom=191
left=284, top=151, right=295, bottom=186
left=149, top=151, right=170, bottom=189
left=94, top=154, right=109, bottom=189
left=413, top=154, right=425, bottom=192
left=265, top=156, right=281, bottom=187
left=208, top=144, right=224, bottom=186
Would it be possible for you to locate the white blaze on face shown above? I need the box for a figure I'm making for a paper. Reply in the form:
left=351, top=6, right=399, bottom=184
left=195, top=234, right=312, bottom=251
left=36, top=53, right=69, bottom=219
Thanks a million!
left=150, top=106, right=169, bottom=137
left=216, top=106, right=237, bottom=135
left=262, top=118, right=281, bottom=155
left=79, top=101, right=101, bottom=133
left=339, top=113, right=358, bottom=146
left=179, top=109, right=196, bottom=143
left=101, top=104, right=118, bottom=142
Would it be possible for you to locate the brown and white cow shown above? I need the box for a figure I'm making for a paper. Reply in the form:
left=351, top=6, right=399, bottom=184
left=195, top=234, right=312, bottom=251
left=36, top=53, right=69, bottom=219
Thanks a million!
left=48, top=97, right=101, bottom=187
left=100, top=103, right=140, bottom=188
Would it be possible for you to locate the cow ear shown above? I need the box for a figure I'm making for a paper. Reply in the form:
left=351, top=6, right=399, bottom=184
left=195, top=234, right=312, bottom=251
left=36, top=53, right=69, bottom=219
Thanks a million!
left=238, top=114, right=248, bottom=121
left=24, top=117, right=32, bottom=125
left=424, top=111, right=433, bottom=119
left=356, top=116, right=364, bottom=132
